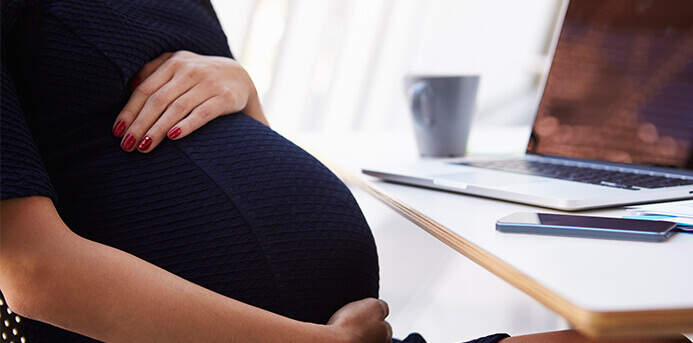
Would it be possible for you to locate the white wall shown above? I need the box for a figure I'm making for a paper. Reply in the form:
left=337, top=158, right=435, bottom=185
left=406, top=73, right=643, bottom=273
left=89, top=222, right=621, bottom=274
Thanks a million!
left=211, top=0, right=561, bottom=135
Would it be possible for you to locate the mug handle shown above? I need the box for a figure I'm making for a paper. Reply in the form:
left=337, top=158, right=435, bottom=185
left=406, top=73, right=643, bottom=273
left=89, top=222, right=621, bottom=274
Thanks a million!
left=408, top=81, right=434, bottom=126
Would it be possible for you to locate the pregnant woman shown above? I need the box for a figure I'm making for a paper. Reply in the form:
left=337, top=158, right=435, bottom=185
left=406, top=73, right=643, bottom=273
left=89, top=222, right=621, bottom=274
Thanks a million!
left=1, top=0, right=388, bottom=341
left=2, top=1, right=689, bottom=343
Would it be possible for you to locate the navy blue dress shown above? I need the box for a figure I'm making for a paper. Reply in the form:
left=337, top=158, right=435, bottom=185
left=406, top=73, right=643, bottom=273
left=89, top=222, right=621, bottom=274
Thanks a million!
left=2, top=0, right=379, bottom=340
left=0, top=1, right=507, bottom=342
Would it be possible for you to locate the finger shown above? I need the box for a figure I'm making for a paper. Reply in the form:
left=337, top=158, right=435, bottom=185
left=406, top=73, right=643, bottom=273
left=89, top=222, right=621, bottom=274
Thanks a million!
left=122, top=75, right=198, bottom=152
left=166, top=95, right=224, bottom=141
left=378, top=299, right=390, bottom=319
left=133, top=52, right=174, bottom=87
left=114, top=70, right=175, bottom=139
left=384, top=321, right=393, bottom=343
left=114, top=53, right=174, bottom=137
left=115, top=52, right=192, bottom=139
left=137, top=86, right=211, bottom=152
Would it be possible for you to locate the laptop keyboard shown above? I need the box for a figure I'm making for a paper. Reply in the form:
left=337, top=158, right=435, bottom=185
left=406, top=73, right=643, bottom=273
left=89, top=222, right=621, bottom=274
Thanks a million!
left=456, top=159, right=693, bottom=190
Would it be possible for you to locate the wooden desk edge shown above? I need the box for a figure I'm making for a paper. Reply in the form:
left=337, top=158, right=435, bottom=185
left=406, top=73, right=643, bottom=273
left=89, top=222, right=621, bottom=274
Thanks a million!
left=316, top=155, right=693, bottom=338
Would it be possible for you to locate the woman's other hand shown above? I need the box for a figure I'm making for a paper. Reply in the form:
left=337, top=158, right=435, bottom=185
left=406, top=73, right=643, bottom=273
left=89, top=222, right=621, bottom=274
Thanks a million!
left=325, top=298, right=393, bottom=343
left=112, top=51, right=268, bottom=153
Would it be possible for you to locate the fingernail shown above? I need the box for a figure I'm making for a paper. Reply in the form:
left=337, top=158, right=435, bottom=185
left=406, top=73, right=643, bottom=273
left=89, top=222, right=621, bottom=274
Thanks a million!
left=121, top=134, right=136, bottom=151
left=113, top=121, right=126, bottom=137
left=137, top=136, right=152, bottom=151
left=129, top=76, right=141, bottom=91
left=167, top=127, right=181, bottom=139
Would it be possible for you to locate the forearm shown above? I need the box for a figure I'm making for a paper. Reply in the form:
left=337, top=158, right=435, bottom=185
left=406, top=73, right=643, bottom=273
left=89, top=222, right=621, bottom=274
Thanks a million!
left=39, top=235, right=328, bottom=342
left=0, top=197, right=331, bottom=342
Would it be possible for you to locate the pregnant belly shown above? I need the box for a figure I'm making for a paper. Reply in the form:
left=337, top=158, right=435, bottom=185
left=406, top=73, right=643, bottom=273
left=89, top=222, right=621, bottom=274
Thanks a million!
left=51, top=114, right=379, bottom=324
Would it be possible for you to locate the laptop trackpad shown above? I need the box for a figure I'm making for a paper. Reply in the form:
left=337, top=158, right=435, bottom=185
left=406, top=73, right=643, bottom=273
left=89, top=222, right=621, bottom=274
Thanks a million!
left=432, top=171, right=549, bottom=187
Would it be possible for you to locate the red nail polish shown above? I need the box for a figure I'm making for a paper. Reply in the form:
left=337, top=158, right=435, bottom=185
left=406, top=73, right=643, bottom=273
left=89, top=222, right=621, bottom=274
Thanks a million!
left=130, top=76, right=142, bottom=90
left=121, top=134, right=136, bottom=151
left=113, top=121, right=126, bottom=137
left=137, top=136, right=152, bottom=151
left=167, top=127, right=181, bottom=139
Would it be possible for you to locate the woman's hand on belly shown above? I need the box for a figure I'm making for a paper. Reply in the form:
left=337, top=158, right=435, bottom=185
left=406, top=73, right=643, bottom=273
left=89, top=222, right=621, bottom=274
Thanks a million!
left=112, top=50, right=268, bottom=153
left=326, top=298, right=393, bottom=343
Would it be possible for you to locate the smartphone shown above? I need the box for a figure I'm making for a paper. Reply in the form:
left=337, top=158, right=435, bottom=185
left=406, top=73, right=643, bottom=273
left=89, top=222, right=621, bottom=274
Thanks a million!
left=496, top=212, right=677, bottom=242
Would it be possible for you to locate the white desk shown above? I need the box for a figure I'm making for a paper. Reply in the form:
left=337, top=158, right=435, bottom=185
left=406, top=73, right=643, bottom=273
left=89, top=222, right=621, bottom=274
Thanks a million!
left=361, top=180, right=693, bottom=337
left=294, top=128, right=693, bottom=338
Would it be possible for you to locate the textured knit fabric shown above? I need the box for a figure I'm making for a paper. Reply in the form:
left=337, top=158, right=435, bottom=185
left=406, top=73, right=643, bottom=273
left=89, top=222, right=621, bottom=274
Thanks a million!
left=392, top=332, right=510, bottom=343
left=1, top=1, right=507, bottom=343
left=464, top=333, right=511, bottom=343
left=2, top=0, right=380, bottom=341
left=394, top=333, right=427, bottom=343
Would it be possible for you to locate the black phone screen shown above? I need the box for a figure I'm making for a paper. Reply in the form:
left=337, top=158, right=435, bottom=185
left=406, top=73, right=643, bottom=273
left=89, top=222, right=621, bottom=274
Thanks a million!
left=500, top=212, right=674, bottom=233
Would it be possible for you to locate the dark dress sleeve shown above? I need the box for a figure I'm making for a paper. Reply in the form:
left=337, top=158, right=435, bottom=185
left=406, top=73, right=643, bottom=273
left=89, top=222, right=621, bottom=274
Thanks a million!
left=394, top=332, right=510, bottom=343
left=1, top=38, right=58, bottom=203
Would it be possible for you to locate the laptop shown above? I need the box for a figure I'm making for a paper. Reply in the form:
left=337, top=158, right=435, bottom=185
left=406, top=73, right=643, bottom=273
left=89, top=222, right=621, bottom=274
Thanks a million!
left=363, top=0, right=693, bottom=211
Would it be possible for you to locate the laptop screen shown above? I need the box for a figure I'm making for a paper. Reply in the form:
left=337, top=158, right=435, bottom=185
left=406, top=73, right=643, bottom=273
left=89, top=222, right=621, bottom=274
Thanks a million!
left=527, top=0, right=693, bottom=171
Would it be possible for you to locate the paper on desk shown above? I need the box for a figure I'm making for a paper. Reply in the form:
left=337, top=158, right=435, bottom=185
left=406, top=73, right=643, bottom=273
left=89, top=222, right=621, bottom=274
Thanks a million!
left=626, top=199, right=693, bottom=231
left=627, top=199, right=693, bottom=217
